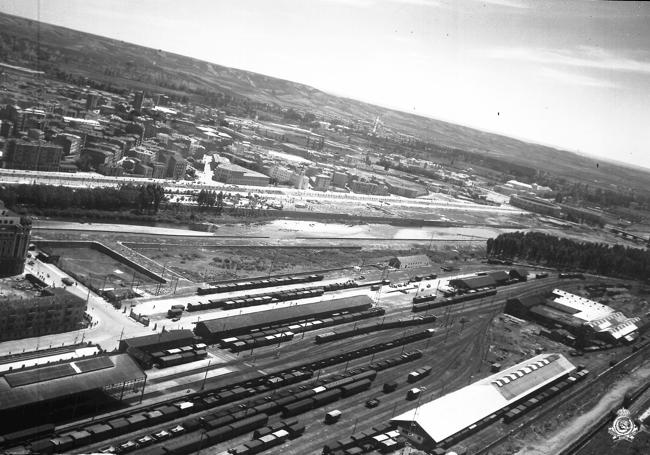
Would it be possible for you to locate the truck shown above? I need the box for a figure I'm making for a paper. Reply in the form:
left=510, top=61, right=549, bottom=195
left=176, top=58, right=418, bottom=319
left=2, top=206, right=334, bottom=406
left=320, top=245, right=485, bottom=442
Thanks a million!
left=324, top=410, right=342, bottom=424
left=406, top=388, right=421, bottom=400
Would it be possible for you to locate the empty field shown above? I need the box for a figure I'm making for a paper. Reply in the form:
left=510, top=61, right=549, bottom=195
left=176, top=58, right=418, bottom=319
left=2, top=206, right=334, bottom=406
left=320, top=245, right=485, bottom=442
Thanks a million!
left=48, top=246, right=160, bottom=292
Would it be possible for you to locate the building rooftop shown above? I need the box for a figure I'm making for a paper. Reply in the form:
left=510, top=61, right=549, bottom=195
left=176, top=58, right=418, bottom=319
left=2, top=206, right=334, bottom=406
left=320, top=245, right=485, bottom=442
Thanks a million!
left=551, top=289, right=614, bottom=322
left=196, top=295, right=373, bottom=337
left=120, top=329, right=195, bottom=351
left=0, top=354, right=144, bottom=410
left=391, top=353, right=575, bottom=444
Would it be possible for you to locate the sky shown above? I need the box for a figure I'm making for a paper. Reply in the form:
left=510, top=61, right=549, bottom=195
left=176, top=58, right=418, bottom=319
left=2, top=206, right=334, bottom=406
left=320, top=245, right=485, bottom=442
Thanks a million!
left=1, top=0, right=649, bottom=169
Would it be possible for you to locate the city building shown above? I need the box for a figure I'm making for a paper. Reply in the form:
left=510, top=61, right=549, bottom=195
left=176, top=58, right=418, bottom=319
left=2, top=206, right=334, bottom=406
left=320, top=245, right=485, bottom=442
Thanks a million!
left=331, top=171, right=348, bottom=188
left=133, top=91, right=144, bottom=112
left=132, top=145, right=157, bottom=165
left=52, top=133, right=82, bottom=156
left=391, top=353, right=576, bottom=451
left=213, top=162, right=269, bottom=186
left=135, top=162, right=153, bottom=178
left=152, top=161, right=168, bottom=179
left=351, top=180, right=388, bottom=195
left=2, top=139, right=62, bottom=172
left=313, top=174, right=332, bottom=191
left=85, top=92, right=99, bottom=110
left=0, top=288, right=87, bottom=342
left=166, top=154, right=188, bottom=180
left=0, top=201, right=31, bottom=277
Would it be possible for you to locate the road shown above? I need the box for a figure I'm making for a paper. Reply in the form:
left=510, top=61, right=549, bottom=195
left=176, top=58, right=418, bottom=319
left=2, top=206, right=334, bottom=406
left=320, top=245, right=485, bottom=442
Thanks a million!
left=0, top=260, right=153, bottom=356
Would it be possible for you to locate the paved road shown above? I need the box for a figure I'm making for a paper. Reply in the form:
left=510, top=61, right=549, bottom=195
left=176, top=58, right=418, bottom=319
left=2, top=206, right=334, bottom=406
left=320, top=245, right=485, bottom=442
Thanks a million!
left=0, top=260, right=153, bottom=356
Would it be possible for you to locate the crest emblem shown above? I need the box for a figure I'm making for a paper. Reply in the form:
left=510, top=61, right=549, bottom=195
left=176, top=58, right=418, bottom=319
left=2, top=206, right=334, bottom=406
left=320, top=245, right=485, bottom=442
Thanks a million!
left=608, top=408, right=638, bottom=442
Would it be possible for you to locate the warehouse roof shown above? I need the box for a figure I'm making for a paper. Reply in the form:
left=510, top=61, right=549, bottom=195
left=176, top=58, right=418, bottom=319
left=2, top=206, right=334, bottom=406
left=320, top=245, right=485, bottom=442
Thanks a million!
left=391, top=353, right=575, bottom=444
left=0, top=354, right=144, bottom=410
left=120, top=329, right=195, bottom=351
left=195, top=294, right=373, bottom=337
left=449, top=275, right=497, bottom=290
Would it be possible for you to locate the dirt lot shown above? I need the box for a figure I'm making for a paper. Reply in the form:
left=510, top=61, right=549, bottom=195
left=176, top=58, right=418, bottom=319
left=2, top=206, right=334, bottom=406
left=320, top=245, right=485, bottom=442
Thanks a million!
left=130, top=245, right=484, bottom=282
left=47, top=246, right=161, bottom=292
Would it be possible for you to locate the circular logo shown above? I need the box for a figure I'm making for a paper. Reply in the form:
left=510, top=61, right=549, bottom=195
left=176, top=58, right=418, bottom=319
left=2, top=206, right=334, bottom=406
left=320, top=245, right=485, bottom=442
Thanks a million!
left=608, top=408, right=639, bottom=442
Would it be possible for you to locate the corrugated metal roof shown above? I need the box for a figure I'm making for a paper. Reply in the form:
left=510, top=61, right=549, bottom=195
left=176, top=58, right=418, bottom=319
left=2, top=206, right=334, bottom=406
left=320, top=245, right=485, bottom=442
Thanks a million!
left=391, top=353, right=575, bottom=443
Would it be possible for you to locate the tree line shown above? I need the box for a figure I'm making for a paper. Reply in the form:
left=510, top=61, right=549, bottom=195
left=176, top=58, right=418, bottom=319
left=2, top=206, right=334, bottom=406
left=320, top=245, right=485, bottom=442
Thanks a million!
left=486, top=231, right=650, bottom=281
left=0, top=183, right=165, bottom=214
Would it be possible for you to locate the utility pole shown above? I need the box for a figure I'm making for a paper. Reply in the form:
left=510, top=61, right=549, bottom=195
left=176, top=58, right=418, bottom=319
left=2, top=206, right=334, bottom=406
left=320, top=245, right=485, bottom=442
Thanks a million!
left=201, top=358, right=212, bottom=390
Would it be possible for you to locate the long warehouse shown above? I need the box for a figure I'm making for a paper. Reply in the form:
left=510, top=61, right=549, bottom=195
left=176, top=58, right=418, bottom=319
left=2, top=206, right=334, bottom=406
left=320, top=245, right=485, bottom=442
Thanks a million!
left=391, top=353, right=576, bottom=451
left=194, top=295, right=373, bottom=340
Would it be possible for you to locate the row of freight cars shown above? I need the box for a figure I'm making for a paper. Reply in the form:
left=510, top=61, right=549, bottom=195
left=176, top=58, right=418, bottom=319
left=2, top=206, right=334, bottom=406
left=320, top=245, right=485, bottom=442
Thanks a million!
left=502, top=368, right=589, bottom=423
left=139, top=369, right=382, bottom=455
left=412, top=288, right=498, bottom=312
left=322, top=424, right=404, bottom=455
left=189, top=286, right=328, bottom=312
left=149, top=344, right=208, bottom=368
left=219, top=307, right=387, bottom=352
left=315, top=315, right=438, bottom=344
left=5, top=341, right=427, bottom=454
left=198, top=274, right=325, bottom=296
left=217, top=420, right=305, bottom=455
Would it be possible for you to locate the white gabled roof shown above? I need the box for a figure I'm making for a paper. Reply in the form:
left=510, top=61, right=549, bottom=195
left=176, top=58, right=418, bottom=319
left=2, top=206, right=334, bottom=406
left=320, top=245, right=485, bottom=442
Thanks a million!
left=391, top=353, right=575, bottom=443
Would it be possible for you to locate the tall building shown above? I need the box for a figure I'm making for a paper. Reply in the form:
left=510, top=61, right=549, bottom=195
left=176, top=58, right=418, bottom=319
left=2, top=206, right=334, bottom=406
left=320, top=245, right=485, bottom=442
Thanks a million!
left=85, top=92, right=99, bottom=110
left=167, top=154, right=188, bottom=180
left=3, top=139, right=62, bottom=172
left=133, top=91, right=144, bottom=112
left=0, top=201, right=31, bottom=277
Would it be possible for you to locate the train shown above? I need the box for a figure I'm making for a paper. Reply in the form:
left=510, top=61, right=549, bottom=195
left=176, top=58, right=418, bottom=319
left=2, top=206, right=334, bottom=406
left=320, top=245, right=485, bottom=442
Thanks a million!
left=218, top=307, right=386, bottom=352
left=197, top=274, right=325, bottom=296
left=412, top=288, right=498, bottom=312
left=4, top=344, right=426, bottom=454
left=314, top=315, right=438, bottom=344
left=502, top=368, right=589, bottom=423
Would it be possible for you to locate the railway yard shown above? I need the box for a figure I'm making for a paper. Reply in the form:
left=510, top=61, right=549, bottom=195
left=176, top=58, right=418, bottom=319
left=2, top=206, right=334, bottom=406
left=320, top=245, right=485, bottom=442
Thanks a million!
left=1, top=241, right=648, bottom=455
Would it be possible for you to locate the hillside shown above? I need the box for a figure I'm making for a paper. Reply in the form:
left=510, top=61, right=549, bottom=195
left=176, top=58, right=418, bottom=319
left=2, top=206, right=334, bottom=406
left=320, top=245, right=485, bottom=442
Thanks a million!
left=0, top=12, right=648, bottom=192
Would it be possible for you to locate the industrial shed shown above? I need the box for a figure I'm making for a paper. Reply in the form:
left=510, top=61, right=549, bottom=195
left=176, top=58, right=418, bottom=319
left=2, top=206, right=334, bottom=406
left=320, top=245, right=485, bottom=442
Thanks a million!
left=449, top=275, right=497, bottom=291
left=118, top=329, right=196, bottom=353
left=195, top=295, right=373, bottom=340
left=391, top=353, right=576, bottom=451
left=0, top=354, right=145, bottom=426
left=505, top=290, right=639, bottom=345
left=388, top=255, right=431, bottom=269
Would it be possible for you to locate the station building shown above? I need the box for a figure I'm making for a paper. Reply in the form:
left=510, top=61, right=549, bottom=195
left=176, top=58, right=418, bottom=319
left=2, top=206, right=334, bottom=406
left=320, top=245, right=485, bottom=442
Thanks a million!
left=391, top=353, right=576, bottom=451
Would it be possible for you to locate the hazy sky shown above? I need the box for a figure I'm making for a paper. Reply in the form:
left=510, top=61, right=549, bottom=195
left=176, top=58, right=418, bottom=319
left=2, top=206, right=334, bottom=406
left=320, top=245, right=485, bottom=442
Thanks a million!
left=1, top=0, right=650, bottom=169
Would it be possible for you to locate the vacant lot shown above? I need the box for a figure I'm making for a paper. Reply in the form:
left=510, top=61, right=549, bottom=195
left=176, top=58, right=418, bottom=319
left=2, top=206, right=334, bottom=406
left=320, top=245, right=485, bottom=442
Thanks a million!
left=131, top=245, right=473, bottom=282
left=49, top=246, right=160, bottom=291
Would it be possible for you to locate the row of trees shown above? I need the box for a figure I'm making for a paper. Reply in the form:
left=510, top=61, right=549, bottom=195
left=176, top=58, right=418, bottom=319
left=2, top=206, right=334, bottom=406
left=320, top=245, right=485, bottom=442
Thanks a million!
left=486, top=231, right=650, bottom=280
left=196, top=189, right=224, bottom=212
left=0, top=183, right=165, bottom=214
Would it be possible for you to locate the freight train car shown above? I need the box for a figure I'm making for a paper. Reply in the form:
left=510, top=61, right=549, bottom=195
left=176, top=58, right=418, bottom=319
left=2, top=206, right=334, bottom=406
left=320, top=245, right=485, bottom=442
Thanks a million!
left=412, top=288, right=497, bottom=312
